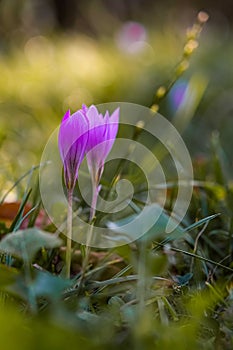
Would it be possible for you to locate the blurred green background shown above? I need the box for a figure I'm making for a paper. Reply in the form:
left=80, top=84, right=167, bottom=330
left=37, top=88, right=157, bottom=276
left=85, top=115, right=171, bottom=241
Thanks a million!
left=1, top=0, right=233, bottom=195
left=1, top=3, right=233, bottom=349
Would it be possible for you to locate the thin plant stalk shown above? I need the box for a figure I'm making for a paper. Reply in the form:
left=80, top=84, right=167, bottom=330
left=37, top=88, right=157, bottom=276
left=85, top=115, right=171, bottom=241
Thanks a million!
left=66, top=188, right=73, bottom=279
left=84, top=181, right=98, bottom=261
left=79, top=180, right=99, bottom=288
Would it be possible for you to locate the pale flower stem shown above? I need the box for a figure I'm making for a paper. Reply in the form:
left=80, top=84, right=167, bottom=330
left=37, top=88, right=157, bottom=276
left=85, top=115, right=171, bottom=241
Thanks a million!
left=89, top=182, right=98, bottom=224
left=66, top=188, right=73, bottom=279
left=80, top=181, right=98, bottom=284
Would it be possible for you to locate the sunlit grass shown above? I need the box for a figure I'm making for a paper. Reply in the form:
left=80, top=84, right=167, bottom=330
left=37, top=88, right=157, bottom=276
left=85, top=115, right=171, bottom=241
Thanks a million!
left=0, top=32, right=181, bottom=189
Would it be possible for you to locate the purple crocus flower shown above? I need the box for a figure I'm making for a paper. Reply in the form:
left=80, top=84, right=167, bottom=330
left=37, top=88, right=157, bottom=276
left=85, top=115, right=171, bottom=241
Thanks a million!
left=58, top=104, right=119, bottom=195
left=58, top=109, right=89, bottom=190
left=83, top=104, right=119, bottom=186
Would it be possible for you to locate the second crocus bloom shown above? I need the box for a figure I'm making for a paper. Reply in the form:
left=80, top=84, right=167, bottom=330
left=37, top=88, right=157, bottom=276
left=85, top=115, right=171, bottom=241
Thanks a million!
left=83, top=104, right=119, bottom=187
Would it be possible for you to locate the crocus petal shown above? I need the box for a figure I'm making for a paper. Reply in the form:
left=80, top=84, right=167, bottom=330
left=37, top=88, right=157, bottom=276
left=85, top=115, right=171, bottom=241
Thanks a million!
left=86, top=106, right=106, bottom=153
left=86, top=106, right=120, bottom=184
left=61, top=109, right=71, bottom=123
left=105, top=107, right=120, bottom=152
left=86, top=105, right=103, bottom=129
left=96, top=108, right=119, bottom=162
left=58, top=109, right=89, bottom=190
